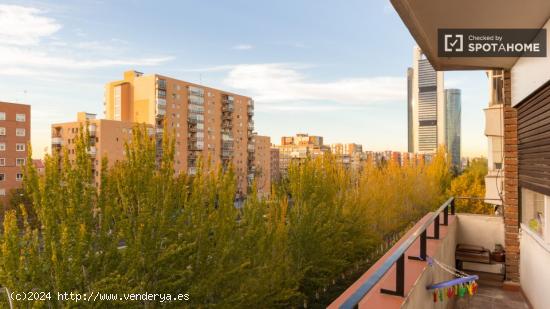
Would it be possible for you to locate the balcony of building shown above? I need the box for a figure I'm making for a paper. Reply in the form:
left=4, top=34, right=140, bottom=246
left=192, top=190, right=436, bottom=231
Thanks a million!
left=331, top=197, right=537, bottom=309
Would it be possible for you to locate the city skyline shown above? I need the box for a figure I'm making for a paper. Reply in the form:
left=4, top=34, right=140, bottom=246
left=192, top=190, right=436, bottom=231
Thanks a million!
left=0, top=1, right=487, bottom=159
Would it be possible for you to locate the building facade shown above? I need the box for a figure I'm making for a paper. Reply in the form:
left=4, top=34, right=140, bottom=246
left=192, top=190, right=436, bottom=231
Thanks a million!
left=252, top=135, right=271, bottom=197
left=104, top=71, right=255, bottom=193
left=408, top=46, right=446, bottom=154
left=270, top=148, right=280, bottom=183
left=51, top=112, right=148, bottom=186
left=0, top=102, right=30, bottom=204
left=444, top=89, right=461, bottom=169
left=277, top=133, right=329, bottom=176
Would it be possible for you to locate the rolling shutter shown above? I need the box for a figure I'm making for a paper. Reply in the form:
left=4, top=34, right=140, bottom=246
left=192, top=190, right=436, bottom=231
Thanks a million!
left=518, top=82, right=550, bottom=196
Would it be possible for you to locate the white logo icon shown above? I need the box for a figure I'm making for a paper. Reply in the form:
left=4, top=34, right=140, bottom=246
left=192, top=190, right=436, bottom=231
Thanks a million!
left=444, top=34, right=463, bottom=52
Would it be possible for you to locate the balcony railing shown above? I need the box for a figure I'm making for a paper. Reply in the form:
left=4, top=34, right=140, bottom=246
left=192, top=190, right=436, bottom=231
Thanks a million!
left=339, top=197, right=455, bottom=309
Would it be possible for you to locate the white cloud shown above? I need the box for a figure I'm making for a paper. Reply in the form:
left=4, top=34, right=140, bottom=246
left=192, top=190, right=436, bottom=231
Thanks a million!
left=223, top=63, right=405, bottom=106
left=0, top=5, right=173, bottom=76
left=0, top=5, right=61, bottom=45
left=232, top=44, right=254, bottom=50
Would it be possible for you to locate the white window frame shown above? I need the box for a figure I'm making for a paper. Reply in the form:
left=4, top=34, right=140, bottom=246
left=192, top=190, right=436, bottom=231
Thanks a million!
left=0, top=143, right=5, bottom=151
left=0, top=173, right=4, bottom=181
left=15, top=158, right=25, bottom=166
left=15, top=113, right=26, bottom=122
left=0, top=127, right=5, bottom=136
left=16, top=128, right=25, bottom=137
left=16, top=143, right=25, bottom=151
left=0, top=189, right=5, bottom=196
left=0, top=158, right=4, bottom=166
left=15, top=173, right=23, bottom=181
left=0, top=112, right=5, bottom=120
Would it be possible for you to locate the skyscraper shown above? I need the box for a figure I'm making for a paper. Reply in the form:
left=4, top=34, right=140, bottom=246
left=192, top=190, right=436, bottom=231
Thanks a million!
left=408, top=46, right=445, bottom=154
left=407, top=67, right=414, bottom=153
left=445, top=89, right=461, bottom=169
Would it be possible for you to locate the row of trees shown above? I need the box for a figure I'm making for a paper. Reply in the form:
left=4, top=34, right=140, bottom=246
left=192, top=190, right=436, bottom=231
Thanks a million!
left=0, top=127, right=451, bottom=308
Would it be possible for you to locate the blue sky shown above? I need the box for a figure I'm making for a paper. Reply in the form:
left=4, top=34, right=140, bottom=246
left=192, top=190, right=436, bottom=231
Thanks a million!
left=0, top=0, right=487, bottom=158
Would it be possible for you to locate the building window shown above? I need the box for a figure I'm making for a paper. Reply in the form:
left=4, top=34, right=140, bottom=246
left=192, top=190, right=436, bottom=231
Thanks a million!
left=16, top=143, right=25, bottom=151
left=16, top=128, right=25, bottom=136
left=0, top=127, right=5, bottom=135
left=0, top=174, right=4, bottom=181
left=0, top=158, right=4, bottom=166
left=16, top=173, right=23, bottom=181
left=0, top=189, right=5, bottom=196
left=15, top=158, right=25, bottom=166
left=114, top=85, right=122, bottom=121
left=0, top=143, right=5, bottom=151
left=0, top=112, right=5, bottom=120
left=16, top=113, right=26, bottom=122
left=522, top=188, right=549, bottom=242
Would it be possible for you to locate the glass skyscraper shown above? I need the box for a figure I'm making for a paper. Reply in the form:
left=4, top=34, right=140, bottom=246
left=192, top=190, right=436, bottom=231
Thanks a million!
left=445, top=89, right=461, bottom=170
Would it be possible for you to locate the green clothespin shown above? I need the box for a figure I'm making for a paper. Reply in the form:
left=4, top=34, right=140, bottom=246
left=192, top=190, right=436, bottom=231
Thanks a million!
left=439, top=288, right=443, bottom=301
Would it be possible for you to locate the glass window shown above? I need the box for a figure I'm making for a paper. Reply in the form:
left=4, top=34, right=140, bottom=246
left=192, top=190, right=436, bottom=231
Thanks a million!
left=0, top=143, right=5, bottom=151
left=0, top=174, right=4, bottom=181
left=0, top=112, right=5, bottom=120
left=16, top=128, right=25, bottom=136
left=16, top=158, right=25, bottom=166
left=16, top=143, right=25, bottom=151
left=0, top=127, right=5, bottom=135
left=0, top=158, right=4, bottom=166
left=16, top=173, right=23, bottom=181
left=16, top=113, right=26, bottom=122
left=522, top=188, right=548, bottom=241
left=0, top=189, right=5, bottom=196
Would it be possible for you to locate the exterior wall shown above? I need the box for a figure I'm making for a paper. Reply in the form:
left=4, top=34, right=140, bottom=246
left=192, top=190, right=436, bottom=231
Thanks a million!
left=253, top=135, right=271, bottom=197
left=270, top=148, right=280, bottom=183
left=0, top=102, right=30, bottom=205
left=105, top=71, right=254, bottom=193
left=503, top=70, right=520, bottom=282
left=511, top=18, right=550, bottom=107
left=52, top=113, right=143, bottom=186
left=485, top=70, right=505, bottom=206
left=401, top=218, right=457, bottom=309
left=456, top=214, right=505, bottom=253
left=520, top=224, right=550, bottom=309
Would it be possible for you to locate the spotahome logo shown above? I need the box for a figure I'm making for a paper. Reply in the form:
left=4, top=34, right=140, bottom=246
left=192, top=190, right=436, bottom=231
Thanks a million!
left=438, top=29, right=546, bottom=57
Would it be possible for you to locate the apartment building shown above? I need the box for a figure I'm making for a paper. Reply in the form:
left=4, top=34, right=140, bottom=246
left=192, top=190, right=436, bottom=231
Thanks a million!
left=104, top=70, right=255, bottom=193
left=252, top=135, right=271, bottom=197
left=408, top=46, right=446, bottom=154
left=270, top=147, right=280, bottom=183
left=330, top=143, right=364, bottom=170
left=0, top=102, right=30, bottom=204
left=52, top=112, right=149, bottom=186
left=277, top=133, right=329, bottom=176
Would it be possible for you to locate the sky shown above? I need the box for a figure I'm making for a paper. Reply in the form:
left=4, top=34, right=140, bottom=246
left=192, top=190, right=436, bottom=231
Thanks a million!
left=0, top=0, right=488, bottom=159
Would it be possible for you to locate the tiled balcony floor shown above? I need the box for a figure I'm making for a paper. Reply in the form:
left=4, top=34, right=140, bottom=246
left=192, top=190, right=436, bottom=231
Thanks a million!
left=455, top=285, right=530, bottom=309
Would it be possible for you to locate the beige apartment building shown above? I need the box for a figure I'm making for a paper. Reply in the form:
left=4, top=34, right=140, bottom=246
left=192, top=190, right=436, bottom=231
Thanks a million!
left=252, top=134, right=271, bottom=197
left=52, top=112, right=149, bottom=186
left=0, top=102, right=30, bottom=204
left=277, top=133, right=330, bottom=176
left=104, top=70, right=255, bottom=193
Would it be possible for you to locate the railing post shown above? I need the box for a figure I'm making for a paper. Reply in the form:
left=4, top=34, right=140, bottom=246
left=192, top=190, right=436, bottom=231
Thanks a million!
left=427, top=214, right=439, bottom=240
left=443, top=205, right=449, bottom=226
left=408, top=230, right=427, bottom=261
left=380, top=253, right=404, bottom=297
left=451, top=198, right=455, bottom=215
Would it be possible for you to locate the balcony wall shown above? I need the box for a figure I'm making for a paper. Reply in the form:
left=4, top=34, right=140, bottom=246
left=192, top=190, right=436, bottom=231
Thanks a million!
left=520, top=224, right=550, bottom=309
left=484, top=105, right=504, bottom=137
left=484, top=173, right=503, bottom=205
left=331, top=213, right=508, bottom=309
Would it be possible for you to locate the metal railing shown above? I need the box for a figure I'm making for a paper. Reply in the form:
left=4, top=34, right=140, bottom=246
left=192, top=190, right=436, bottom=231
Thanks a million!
left=339, top=197, right=456, bottom=309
